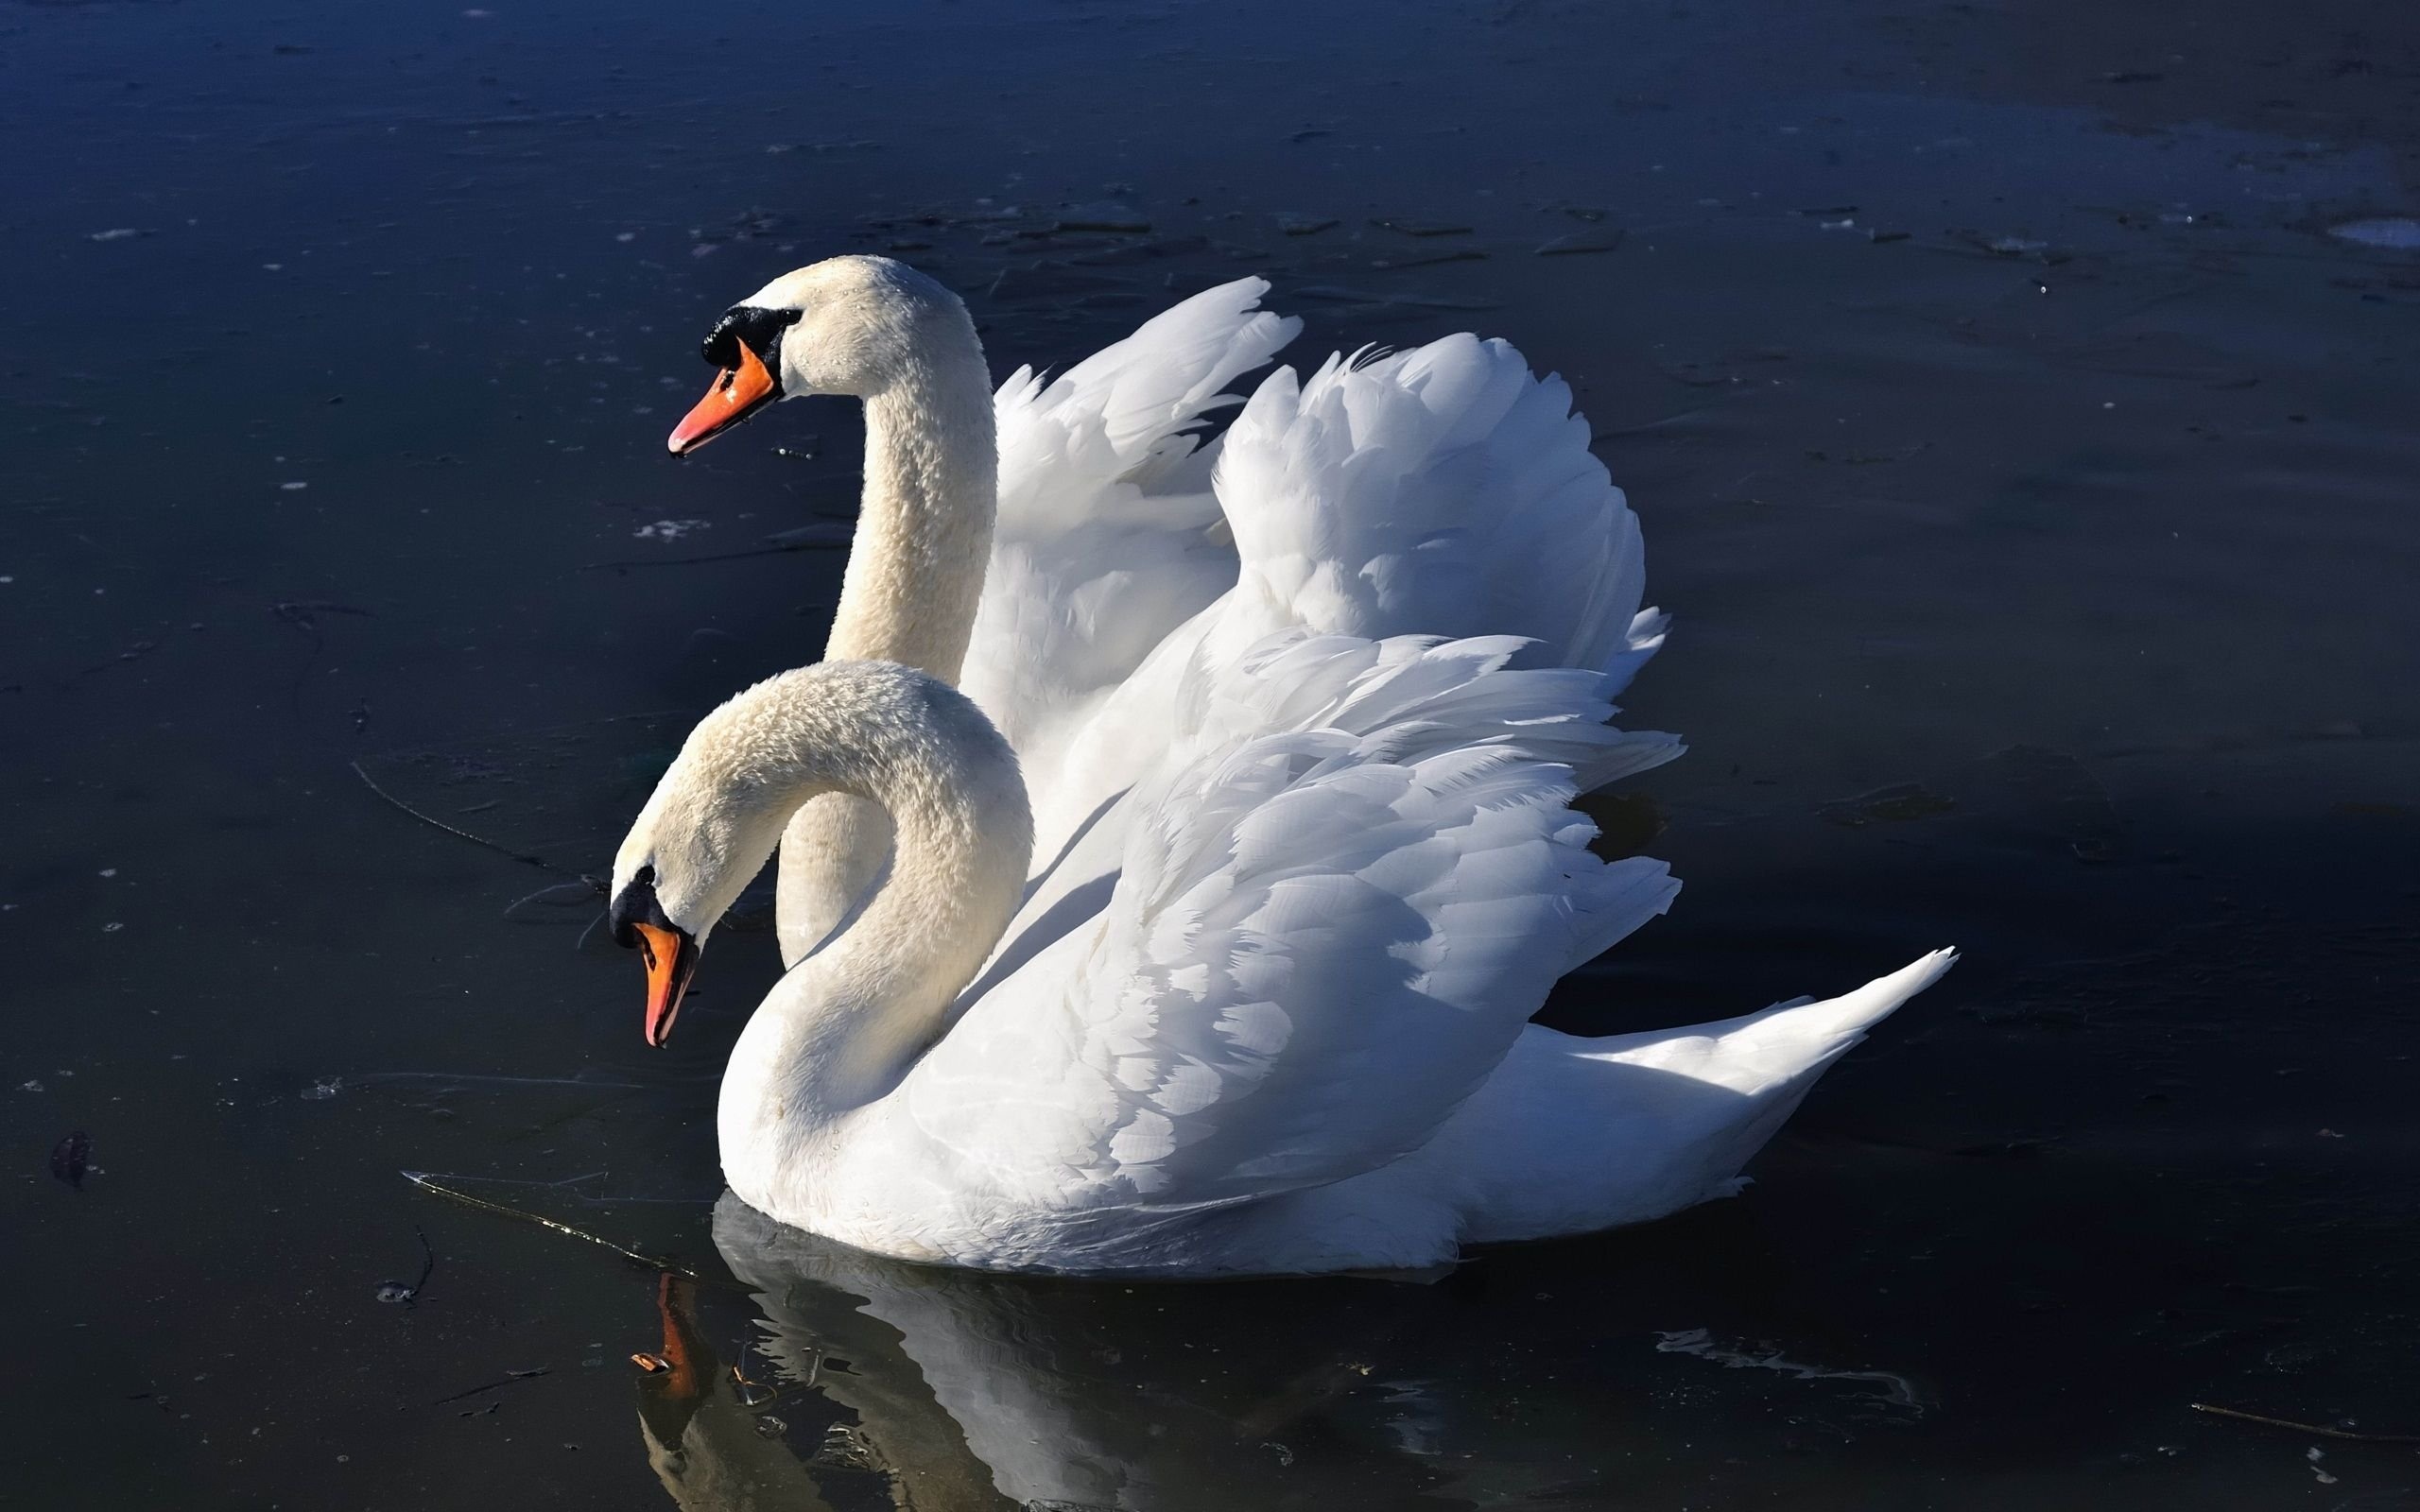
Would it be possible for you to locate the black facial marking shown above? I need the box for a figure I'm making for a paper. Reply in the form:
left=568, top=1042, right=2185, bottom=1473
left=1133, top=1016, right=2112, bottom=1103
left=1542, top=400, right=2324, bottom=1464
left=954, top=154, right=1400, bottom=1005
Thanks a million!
left=609, top=864, right=675, bottom=949
left=700, top=304, right=802, bottom=370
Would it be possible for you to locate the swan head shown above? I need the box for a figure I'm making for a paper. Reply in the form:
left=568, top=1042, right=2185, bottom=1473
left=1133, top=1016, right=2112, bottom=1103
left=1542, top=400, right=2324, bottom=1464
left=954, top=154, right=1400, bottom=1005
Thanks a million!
left=666, top=255, right=972, bottom=455
left=606, top=696, right=803, bottom=1046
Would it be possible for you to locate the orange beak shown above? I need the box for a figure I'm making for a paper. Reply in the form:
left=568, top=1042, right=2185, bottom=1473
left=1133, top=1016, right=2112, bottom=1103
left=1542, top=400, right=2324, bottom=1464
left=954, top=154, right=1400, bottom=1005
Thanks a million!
left=632, top=920, right=698, bottom=1048
left=666, top=339, right=778, bottom=455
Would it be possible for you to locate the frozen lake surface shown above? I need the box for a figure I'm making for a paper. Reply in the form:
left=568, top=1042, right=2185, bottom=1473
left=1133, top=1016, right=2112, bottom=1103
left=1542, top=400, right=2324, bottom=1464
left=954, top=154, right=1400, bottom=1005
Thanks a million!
left=6, top=0, right=2418, bottom=1505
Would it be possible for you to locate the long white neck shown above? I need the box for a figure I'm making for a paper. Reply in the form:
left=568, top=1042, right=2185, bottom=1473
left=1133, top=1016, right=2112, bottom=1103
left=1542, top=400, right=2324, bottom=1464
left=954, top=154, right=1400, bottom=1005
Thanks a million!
left=690, top=665, right=1032, bottom=1188
left=821, top=337, right=998, bottom=680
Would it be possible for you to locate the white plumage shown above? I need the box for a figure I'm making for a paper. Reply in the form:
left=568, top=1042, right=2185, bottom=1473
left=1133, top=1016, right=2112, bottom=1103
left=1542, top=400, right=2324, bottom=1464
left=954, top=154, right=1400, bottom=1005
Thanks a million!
left=615, top=259, right=1953, bottom=1275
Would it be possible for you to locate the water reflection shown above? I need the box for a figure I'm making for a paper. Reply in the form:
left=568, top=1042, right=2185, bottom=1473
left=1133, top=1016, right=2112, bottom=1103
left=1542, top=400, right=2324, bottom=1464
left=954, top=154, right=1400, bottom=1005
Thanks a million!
left=648, top=1193, right=1458, bottom=1510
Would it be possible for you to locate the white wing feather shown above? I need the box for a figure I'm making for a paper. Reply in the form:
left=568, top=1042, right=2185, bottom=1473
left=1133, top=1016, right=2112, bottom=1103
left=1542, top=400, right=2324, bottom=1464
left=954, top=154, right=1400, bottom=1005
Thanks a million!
left=1020, top=322, right=1675, bottom=858
left=1207, top=335, right=1657, bottom=678
left=907, top=633, right=1680, bottom=1228
left=958, top=279, right=1298, bottom=809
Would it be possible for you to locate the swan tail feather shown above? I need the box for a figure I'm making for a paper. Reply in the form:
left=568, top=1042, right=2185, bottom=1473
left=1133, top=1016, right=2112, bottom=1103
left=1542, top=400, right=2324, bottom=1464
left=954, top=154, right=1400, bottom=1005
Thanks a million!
left=1584, top=948, right=1959, bottom=1096
left=1428, top=952, right=1956, bottom=1246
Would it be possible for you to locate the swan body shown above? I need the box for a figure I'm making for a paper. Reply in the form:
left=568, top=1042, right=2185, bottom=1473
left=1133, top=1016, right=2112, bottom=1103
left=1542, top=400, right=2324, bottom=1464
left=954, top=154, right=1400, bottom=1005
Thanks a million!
left=620, top=258, right=1954, bottom=1275
left=613, top=647, right=1950, bottom=1275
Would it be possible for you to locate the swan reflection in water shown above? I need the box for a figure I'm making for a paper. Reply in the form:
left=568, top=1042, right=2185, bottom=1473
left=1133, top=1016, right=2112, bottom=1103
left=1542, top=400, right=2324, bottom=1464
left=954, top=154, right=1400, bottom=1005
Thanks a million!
left=638, top=1192, right=1492, bottom=1511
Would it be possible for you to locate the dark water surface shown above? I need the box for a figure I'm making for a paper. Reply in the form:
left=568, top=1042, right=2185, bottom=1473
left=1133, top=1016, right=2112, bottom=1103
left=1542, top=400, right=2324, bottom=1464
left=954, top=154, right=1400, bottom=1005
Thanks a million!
left=8, top=0, right=2418, bottom=1506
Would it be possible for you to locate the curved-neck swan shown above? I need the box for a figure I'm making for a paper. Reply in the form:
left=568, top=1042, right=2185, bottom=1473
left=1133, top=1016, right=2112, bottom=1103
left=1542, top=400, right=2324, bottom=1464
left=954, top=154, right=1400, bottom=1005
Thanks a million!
left=609, top=650, right=1948, bottom=1276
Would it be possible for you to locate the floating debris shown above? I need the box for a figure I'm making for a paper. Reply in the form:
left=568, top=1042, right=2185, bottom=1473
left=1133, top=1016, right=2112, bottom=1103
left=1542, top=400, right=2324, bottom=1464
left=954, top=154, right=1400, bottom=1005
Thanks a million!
left=433, top=1367, right=551, bottom=1405
left=1273, top=213, right=1338, bottom=236
left=270, top=600, right=372, bottom=653
left=2328, top=217, right=2420, bottom=250
left=2190, top=1402, right=2420, bottom=1444
left=1372, top=217, right=1474, bottom=238
left=1953, top=229, right=2064, bottom=260
left=1656, top=1328, right=1924, bottom=1412
left=811, top=1422, right=882, bottom=1472
left=404, top=1171, right=699, bottom=1277
left=1536, top=229, right=1625, bottom=256
left=631, top=1352, right=670, bottom=1374
left=1819, top=782, right=1960, bottom=827
left=50, top=1130, right=90, bottom=1191
left=1371, top=249, right=1487, bottom=270
left=376, top=1225, right=437, bottom=1308
left=632, top=519, right=709, bottom=541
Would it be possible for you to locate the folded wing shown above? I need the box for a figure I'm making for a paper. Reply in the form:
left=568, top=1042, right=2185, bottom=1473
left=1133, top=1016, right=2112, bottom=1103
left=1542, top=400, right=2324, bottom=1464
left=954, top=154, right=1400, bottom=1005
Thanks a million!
left=908, top=632, right=1682, bottom=1217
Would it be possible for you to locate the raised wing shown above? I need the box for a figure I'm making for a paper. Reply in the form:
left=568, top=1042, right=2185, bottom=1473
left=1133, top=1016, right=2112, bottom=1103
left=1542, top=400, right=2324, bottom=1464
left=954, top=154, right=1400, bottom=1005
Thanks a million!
left=1207, top=334, right=1658, bottom=680
left=908, top=632, right=1682, bottom=1225
left=1027, top=326, right=1670, bottom=860
left=959, top=279, right=1298, bottom=803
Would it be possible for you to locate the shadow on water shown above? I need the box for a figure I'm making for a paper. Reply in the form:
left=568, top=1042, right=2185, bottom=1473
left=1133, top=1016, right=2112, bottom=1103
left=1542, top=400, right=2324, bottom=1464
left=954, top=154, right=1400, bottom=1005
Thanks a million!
left=6, top=0, right=2420, bottom=1505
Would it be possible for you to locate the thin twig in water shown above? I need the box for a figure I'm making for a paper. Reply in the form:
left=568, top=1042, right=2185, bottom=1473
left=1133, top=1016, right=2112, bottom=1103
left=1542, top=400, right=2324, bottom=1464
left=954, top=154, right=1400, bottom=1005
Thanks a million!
left=350, top=760, right=560, bottom=871
left=432, top=1366, right=551, bottom=1405
left=494, top=872, right=617, bottom=955
left=376, top=1223, right=439, bottom=1306
left=2190, top=1402, right=2420, bottom=1444
left=502, top=876, right=607, bottom=919
left=402, top=1171, right=703, bottom=1280
left=408, top=1223, right=436, bottom=1300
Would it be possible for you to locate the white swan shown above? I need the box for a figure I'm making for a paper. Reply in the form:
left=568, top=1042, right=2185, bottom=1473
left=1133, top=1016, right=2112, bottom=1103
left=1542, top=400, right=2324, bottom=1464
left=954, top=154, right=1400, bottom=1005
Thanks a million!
left=611, top=644, right=1949, bottom=1275
left=621, top=256, right=1954, bottom=1274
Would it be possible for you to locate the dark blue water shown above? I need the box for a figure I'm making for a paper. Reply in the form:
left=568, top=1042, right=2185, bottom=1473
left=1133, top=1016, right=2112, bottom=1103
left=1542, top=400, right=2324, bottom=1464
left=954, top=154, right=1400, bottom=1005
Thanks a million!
left=7, top=1, right=2417, bottom=1506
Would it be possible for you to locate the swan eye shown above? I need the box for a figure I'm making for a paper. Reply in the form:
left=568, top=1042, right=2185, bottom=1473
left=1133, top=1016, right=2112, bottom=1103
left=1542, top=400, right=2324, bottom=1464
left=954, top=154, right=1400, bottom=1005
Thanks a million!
left=700, top=304, right=803, bottom=369
left=609, top=864, right=665, bottom=949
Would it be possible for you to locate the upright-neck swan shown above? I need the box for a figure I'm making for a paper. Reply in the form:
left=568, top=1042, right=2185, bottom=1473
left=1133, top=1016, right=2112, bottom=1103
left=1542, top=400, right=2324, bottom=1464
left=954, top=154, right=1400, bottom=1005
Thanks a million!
left=630, top=257, right=1953, bottom=1273
left=666, top=262, right=1005, bottom=964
